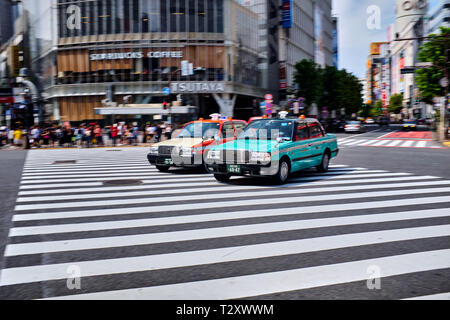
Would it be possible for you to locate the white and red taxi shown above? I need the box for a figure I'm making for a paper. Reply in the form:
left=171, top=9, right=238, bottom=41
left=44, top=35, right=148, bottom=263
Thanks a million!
left=147, top=114, right=247, bottom=172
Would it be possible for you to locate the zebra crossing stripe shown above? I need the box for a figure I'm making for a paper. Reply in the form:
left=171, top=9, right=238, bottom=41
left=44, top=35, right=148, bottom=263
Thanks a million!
left=15, top=180, right=450, bottom=203
left=415, top=141, right=427, bottom=148
left=17, top=175, right=441, bottom=196
left=401, top=141, right=415, bottom=148
left=403, top=292, right=450, bottom=300
left=16, top=184, right=450, bottom=212
left=2, top=225, right=449, bottom=286
left=385, top=140, right=403, bottom=147
left=43, top=249, right=450, bottom=300
left=6, top=208, right=450, bottom=257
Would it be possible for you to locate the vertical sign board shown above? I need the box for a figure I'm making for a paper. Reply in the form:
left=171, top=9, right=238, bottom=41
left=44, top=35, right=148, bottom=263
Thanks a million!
left=281, top=0, right=293, bottom=28
left=279, top=62, right=287, bottom=89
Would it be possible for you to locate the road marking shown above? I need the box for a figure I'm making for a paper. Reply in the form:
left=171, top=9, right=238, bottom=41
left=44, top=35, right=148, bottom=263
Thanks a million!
left=17, top=175, right=439, bottom=196
left=400, top=140, right=415, bottom=148
left=16, top=180, right=450, bottom=204
left=6, top=209, right=450, bottom=257
left=403, top=292, right=450, bottom=300
left=371, top=140, right=391, bottom=146
left=385, top=140, right=403, bottom=147
left=43, top=250, right=450, bottom=300
left=17, top=183, right=446, bottom=212
left=3, top=225, right=449, bottom=286
left=415, top=141, right=427, bottom=148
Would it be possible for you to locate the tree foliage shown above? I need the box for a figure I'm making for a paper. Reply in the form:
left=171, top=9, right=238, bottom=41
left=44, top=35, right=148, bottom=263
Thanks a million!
left=293, top=59, right=363, bottom=116
left=388, top=93, right=404, bottom=114
left=371, top=100, right=383, bottom=117
left=416, top=27, right=450, bottom=104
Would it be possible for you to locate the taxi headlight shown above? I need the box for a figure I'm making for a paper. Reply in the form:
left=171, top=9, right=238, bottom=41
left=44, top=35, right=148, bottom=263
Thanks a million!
left=207, top=150, right=221, bottom=160
left=250, top=152, right=271, bottom=163
left=149, top=146, right=159, bottom=155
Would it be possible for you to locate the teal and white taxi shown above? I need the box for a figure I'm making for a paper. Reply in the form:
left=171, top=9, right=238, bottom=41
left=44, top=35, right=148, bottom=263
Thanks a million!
left=206, top=113, right=339, bottom=184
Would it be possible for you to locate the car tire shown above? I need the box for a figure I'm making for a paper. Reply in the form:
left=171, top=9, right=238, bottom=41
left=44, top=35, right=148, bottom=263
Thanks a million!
left=316, top=152, right=330, bottom=173
left=273, top=159, right=290, bottom=185
left=156, top=165, right=170, bottom=172
left=214, top=174, right=231, bottom=183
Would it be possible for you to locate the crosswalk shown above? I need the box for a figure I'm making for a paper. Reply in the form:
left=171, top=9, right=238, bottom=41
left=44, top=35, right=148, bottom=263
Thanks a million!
left=0, top=147, right=449, bottom=300
left=338, top=138, right=444, bottom=149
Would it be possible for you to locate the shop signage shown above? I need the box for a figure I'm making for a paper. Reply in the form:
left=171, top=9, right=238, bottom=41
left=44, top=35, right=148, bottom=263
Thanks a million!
left=281, top=0, right=293, bottom=29
left=170, top=82, right=226, bottom=93
left=89, top=51, right=183, bottom=61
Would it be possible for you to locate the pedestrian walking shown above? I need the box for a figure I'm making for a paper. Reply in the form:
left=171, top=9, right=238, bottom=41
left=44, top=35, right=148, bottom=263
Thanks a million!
left=94, top=125, right=103, bottom=146
left=111, top=124, right=118, bottom=146
left=14, top=127, right=23, bottom=147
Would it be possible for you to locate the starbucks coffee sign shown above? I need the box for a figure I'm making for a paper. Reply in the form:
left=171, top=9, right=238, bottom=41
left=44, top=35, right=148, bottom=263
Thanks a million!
left=90, top=51, right=183, bottom=61
left=170, top=82, right=226, bottom=93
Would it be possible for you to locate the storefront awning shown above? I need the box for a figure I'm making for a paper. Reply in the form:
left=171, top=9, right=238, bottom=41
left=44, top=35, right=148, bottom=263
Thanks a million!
left=94, top=106, right=197, bottom=116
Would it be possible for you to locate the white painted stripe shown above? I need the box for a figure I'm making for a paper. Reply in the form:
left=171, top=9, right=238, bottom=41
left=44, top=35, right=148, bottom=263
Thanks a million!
left=20, top=172, right=205, bottom=180
left=339, top=140, right=356, bottom=145
left=19, top=174, right=212, bottom=184
left=345, top=140, right=368, bottom=146
left=10, top=200, right=450, bottom=236
left=14, top=193, right=450, bottom=223
left=401, top=140, right=415, bottom=147
left=6, top=209, right=450, bottom=256
left=43, top=250, right=450, bottom=300
left=16, top=185, right=449, bottom=212
left=415, top=141, right=427, bottom=148
left=22, top=167, right=158, bottom=175
left=21, top=167, right=362, bottom=176
left=17, top=175, right=439, bottom=196
left=361, top=140, right=379, bottom=146
left=403, top=293, right=450, bottom=300
left=371, top=140, right=391, bottom=146
left=16, top=180, right=450, bottom=204
left=18, top=172, right=412, bottom=186
left=385, top=140, right=403, bottom=147
left=2, top=225, right=449, bottom=286
left=19, top=182, right=104, bottom=190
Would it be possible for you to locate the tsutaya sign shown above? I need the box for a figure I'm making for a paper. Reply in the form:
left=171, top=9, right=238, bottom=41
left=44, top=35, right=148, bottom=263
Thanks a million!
left=90, top=51, right=183, bottom=61
left=170, top=82, right=226, bottom=93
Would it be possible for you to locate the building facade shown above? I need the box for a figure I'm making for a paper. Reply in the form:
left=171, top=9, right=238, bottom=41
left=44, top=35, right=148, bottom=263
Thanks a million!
left=1, top=0, right=334, bottom=125
left=427, top=0, right=450, bottom=34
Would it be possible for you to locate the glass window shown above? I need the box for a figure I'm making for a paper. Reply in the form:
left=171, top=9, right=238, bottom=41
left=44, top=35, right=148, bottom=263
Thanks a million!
left=160, top=0, right=167, bottom=32
left=233, top=122, right=246, bottom=135
left=221, top=122, right=234, bottom=138
left=179, top=0, right=186, bottom=32
left=309, top=123, right=324, bottom=138
left=207, top=0, right=214, bottom=32
left=178, top=122, right=220, bottom=139
left=170, top=0, right=177, bottom=32
left=106, top=0, right=112, bottom=34
left=216, top=0, right=223, bottom=33
left=198, top=0, right=205, bottom=32
left=238, top=120, right=295, bottom=141
left=115, top=0, right=122, bottom=33
left=97, top=1, right=104, bottom=35
left=89, top=0, right=95, bottom=35
left=132, top=0, right=140, bottom=33
left=296, top=123, right=309, bottom=140
left=188, top=0, right=195, bottom=32
left=141, top=0, right=149, bottom=32
left=124, top=0, right=130, bottom=33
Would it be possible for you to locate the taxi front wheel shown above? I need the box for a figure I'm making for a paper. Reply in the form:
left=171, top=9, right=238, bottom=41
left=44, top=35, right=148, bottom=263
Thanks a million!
left=273, top=159, right=290, bottom=185
left=214, top=174, right=231, bottom=183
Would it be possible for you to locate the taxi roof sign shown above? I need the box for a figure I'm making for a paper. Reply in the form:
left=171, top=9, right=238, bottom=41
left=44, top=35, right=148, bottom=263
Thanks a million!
left=209, top=113, right=221, bottom=120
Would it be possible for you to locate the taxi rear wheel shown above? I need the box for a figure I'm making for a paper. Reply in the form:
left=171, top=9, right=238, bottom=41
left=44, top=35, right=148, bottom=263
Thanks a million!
left=214, top=174, right=231, bottom=183
left=156, top=165, right=170, bottom=172
left=316, top=152, right=330, bottom=172
left=273, top=159, right=290, bottom=185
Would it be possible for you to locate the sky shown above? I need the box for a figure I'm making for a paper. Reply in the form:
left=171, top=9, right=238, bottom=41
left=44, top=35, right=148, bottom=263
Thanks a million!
left=332, top=0, right=441, bottom=79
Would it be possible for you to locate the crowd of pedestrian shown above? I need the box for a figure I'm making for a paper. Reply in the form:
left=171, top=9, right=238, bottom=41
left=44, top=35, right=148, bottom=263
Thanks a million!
left=0, top=122, right=176, bottom=149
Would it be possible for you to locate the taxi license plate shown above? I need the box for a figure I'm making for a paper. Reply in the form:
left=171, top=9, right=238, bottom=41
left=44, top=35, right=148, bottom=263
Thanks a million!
left=164, top=158, right=174, bottom=165
left=227, top=164, right=241, bottom=174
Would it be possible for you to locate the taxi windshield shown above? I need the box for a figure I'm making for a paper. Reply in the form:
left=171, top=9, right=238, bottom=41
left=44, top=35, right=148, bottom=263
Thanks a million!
left=177, top=122, right=220, bottom=139
left=238, top=120, right=294, bottom=140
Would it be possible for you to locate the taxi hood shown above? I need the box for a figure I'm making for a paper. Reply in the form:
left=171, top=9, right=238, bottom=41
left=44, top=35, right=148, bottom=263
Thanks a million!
left=211, top=139, right=281, bottom=153
left=152, top=138, right=208, bottom=148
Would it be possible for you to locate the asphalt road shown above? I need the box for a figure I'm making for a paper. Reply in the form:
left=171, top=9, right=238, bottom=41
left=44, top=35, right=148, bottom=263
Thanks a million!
left=0, top=133, right=448, bottom=300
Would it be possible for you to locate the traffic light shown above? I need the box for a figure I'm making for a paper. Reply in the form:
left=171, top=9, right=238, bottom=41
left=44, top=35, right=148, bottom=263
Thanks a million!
left=162, top=100, right=168, bottom=110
